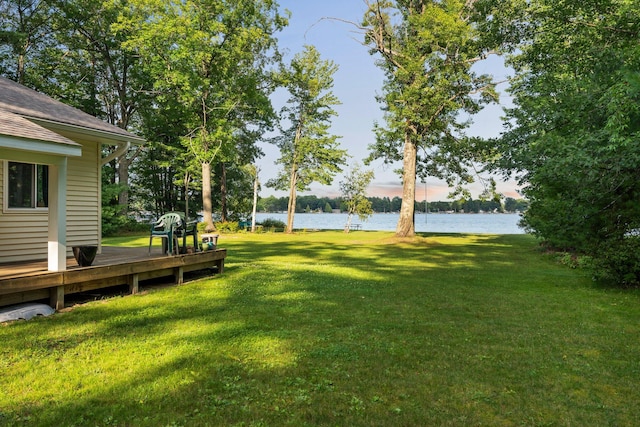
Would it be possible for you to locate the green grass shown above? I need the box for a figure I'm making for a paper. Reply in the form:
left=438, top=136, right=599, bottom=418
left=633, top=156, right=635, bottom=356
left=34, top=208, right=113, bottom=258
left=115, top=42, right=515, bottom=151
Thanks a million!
left=2, top=231, right=640, bottom=426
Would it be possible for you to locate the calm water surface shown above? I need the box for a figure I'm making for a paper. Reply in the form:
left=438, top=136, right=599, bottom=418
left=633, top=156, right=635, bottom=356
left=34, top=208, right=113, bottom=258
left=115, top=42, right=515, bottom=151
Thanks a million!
left=256, top=212, right=525, bottom=234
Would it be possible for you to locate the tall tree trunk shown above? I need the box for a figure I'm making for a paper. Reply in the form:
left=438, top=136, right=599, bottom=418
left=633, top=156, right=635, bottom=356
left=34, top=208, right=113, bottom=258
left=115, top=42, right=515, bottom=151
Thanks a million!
left=396, top=133, right=417, bottom=237
left=184, top=171, right=190, bottom=221
left=117, top=154, right=131, bottom=212
left=286, top=164, right=297, bottom=234
left=344, top=213, right=353, bottom=233
left=219, top=162, right=228, bottom=222
left=251, top=169, right=259, bottom=233
left=202, top=161, right=214, bottom=231
left=17, top=53, right=25, bottom=84
left=286, top=121, right=305, bottom=234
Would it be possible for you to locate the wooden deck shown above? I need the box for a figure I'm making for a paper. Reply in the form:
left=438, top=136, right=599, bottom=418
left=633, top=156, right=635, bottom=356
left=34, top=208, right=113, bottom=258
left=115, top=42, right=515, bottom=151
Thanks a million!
left=0, top=246, right=227, bottom=310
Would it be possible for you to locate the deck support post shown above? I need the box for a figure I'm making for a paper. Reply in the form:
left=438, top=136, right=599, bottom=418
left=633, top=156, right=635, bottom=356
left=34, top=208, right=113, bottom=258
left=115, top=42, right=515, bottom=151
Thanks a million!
left=48, top=159, right=68, bottom=272
left=50, top=285, right=64, bottom=311
left=175, top=266, right=184, bottom=284
left=128, top=273, right=139, bottom=294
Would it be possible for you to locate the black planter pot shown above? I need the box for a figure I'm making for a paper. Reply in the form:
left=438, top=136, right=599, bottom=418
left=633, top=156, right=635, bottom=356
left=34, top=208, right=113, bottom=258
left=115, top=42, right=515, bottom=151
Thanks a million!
left=72, top=246, right=98, bottom=267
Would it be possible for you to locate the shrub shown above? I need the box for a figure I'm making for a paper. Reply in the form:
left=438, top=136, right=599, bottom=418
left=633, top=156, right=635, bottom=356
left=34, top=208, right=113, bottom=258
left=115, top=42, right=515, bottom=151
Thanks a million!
left=259, top=218, right=286, bottom=229
left=102, top=212, right=148, bottom=237
left=555, top=252, right=592, bottom=270
left=214, top=221, right=239, bottom=233
left=590, top=237, right=640, bottom=286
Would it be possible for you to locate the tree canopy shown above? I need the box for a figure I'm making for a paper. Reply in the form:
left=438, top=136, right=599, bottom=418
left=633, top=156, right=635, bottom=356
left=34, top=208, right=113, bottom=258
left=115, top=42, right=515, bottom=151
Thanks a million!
left=0, top=0, right=54, bottom=85
left=1, top=0, right=153, bottom=224
left=482, top=0, right=640, bottom=284
left=118, top=0, right=287, bottom=230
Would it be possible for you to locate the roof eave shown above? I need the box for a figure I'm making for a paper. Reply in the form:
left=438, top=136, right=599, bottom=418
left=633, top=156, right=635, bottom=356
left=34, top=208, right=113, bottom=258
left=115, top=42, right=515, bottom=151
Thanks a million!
left=0, top=134, right=82, bottom=157
left=28, top=117, right=146, bottom=146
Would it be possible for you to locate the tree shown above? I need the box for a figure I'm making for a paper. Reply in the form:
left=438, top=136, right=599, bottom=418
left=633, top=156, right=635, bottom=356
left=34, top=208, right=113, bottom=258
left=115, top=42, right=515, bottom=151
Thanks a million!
left=258, top=195, right=279, bottom=213
left=340, top=164, right=375, bottom=232
left=247, top=165, right=260, bottom=233
left=267, top=45, right=348, bottom=233
left=390, top=196, right=402, bottom=212
left=121, top=0, right=286, bottom=231
left=504, top=197, right=527, bottom=213
left=130, top=90, right=192, bottom=217
left=1, top=0, right=151, bottom=227
left=50, top=0, right=151, bottom=213
left=362, top=0, right=498, bottom=237
left=482, top=0, right=640, bottom=284
left=213, top=162, right=255, bottom=221
left=0, top=0, right=54, bottom=85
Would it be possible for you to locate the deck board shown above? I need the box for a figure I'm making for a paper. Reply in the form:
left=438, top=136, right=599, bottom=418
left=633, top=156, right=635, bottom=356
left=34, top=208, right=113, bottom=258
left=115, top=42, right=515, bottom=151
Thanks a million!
left=0, top=246, right=191, bottom=279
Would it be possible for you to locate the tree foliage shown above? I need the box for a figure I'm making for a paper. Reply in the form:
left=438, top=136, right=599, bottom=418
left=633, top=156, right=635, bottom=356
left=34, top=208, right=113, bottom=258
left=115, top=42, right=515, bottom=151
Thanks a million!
left=340, top=164, right=375, bottom=232
left=0, top=0, right=287, bottom=233
left=50, top=0, right=152, bottom=213
left=0, top=0, right=152, bottom=233
left=256, top=193, right=524, bottom=214
left=0, top=0, right=54, bottom=85
left=482, top=0, right=640, bottom=284
left=130, top=93, right=192, bottom=217
left=362, top=0, right=498, bottom=237
left=119, top=0, right=286, bottom=230
left=267, top=45, right=348, bottom=233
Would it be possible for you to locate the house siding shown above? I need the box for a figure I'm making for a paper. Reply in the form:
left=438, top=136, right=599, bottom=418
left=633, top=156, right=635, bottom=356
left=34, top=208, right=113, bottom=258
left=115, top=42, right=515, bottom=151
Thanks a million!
left=0, top=140, right=100, bottom=264
left=67, top=139, right=100, bottom=248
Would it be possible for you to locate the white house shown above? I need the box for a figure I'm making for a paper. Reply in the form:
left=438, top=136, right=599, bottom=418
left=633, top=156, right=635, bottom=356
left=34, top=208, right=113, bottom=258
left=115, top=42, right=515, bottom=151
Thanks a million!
left=0, top=77, right=144, bottom=271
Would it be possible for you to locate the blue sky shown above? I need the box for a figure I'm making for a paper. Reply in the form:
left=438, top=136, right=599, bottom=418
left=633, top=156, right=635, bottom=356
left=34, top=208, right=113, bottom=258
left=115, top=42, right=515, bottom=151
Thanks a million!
left=257, top=0, right=519, bottom=201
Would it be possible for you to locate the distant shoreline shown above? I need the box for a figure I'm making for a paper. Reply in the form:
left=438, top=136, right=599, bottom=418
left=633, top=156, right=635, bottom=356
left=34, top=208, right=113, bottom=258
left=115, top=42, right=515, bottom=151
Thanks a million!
left=255, top=212, right=525, bottom=234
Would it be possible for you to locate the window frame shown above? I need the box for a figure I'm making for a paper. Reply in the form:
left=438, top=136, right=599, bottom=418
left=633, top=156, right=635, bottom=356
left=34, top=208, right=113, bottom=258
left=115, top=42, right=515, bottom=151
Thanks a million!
left=3, top=160, right=49, bottom=212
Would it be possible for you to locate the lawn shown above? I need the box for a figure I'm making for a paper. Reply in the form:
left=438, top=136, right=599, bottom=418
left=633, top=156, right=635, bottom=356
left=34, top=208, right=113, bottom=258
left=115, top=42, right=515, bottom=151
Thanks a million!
left=2, top=231, right=640, bottom=426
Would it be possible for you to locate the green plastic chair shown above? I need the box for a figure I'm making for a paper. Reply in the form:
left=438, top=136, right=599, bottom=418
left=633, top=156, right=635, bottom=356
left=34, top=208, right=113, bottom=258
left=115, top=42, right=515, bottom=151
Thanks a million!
left=149, top=213, right=182, bottom=255
left=173, top=213, right=199, bottom=253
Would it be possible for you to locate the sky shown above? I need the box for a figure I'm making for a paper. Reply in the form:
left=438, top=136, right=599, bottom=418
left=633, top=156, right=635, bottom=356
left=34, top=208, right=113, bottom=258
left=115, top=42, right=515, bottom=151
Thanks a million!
left=256, top=0, right=520, bottom=201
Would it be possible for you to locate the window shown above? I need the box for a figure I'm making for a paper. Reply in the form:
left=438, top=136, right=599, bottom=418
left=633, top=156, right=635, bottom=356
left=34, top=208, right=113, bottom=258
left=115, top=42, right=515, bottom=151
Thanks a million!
left=7, top=161, right=48, bottom=208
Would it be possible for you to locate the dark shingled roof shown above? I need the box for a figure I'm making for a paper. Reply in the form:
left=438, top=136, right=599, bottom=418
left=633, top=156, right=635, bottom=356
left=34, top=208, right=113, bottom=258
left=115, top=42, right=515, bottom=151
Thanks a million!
left=0, top=77, right=143, bottom=144
left=0, top=109, right=79, bottom=146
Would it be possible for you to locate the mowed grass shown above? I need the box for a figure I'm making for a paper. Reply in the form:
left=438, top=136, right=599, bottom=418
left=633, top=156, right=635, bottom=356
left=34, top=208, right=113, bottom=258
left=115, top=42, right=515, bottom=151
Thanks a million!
left=2, top=231, right=640, bottom=426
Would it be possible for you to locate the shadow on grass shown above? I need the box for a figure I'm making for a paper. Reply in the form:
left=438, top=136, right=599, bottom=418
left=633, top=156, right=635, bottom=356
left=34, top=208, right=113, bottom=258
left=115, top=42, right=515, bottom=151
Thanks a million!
left=3, top=232, right=640, bottom=426
left=226, top=231, right=531, bottom=268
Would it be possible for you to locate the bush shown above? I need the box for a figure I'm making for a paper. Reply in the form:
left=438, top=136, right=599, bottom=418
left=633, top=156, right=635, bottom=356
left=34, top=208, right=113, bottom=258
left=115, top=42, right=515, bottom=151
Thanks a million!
left=590, top=237, right=640, bottom=286
left=555, top=251, right=592, bottom=270
left=102, top=210, right=148, bottom=237
left=214, top=221, right=239, bottom=233
left=259, top=218, right=286, bottom=229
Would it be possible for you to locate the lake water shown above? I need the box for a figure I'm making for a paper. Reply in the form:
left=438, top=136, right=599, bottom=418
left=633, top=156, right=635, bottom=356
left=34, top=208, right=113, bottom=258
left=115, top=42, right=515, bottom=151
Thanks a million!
left=255, top=212, right=525, bottom=234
